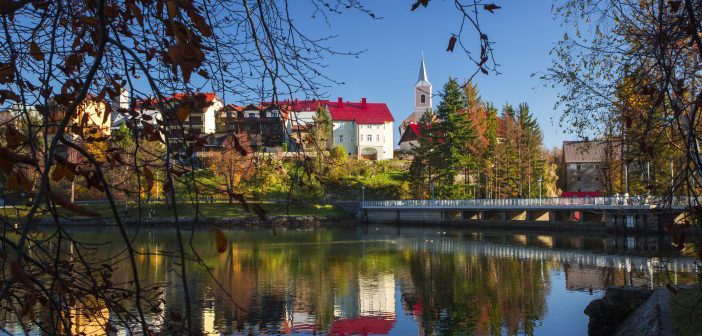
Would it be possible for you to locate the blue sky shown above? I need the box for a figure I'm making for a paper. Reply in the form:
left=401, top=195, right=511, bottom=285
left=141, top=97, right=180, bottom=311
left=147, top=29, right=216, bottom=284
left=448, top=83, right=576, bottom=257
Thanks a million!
left=291, top=1, right=568, bottom=148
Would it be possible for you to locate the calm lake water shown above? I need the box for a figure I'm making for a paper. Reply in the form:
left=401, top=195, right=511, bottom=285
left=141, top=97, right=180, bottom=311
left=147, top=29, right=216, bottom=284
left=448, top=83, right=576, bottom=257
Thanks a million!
left=3, top=226, right=699, bottom=335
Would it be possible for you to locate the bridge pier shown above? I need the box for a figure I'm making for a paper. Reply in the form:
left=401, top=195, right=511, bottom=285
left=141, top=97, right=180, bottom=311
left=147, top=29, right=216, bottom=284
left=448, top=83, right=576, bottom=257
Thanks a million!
left=482, top=211, right=505, bottom=221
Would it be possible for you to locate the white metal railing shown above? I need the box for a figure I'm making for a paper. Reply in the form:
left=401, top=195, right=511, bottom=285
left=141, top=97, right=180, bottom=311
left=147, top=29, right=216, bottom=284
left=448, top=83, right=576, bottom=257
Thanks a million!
left=362, top=196, right=691, bottom=209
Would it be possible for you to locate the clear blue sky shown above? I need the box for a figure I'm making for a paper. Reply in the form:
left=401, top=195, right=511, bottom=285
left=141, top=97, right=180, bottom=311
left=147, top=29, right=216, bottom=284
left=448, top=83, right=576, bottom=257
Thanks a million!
left=291, top=1, right=568, bottom=148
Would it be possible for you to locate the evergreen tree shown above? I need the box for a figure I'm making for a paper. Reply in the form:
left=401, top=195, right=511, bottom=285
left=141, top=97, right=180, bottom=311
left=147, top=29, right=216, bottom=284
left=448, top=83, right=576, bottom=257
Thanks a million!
left=483, top=102, right=498, bottom=198
left=408, top=111, right=440, bottom=198
left=517, top=103, right=544, bottom=198
left=434, top=78, right=476, bottom=198
left=308, top=106, right=332, bottom=151
left=497, top=103, right=520, bottom=197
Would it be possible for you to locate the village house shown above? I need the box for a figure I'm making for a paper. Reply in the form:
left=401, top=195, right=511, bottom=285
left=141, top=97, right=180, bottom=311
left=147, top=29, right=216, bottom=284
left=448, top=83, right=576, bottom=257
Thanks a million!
left=561, top=140, right=611, bottom=196
left=328, top=97, right=394, bottom=160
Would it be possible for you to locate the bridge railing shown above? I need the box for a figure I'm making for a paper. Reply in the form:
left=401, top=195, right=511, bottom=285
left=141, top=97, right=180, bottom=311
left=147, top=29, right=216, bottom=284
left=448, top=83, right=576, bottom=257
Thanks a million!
left=363, top=196, right=690, bottom=208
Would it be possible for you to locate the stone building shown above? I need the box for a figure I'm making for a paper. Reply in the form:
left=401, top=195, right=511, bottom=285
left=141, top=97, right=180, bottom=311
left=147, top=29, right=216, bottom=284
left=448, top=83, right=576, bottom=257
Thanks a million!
left=562, top=140, right=609, bottom=195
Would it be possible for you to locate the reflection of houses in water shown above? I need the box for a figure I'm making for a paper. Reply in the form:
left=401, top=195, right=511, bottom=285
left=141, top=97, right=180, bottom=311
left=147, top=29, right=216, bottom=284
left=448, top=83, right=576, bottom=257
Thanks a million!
left=564, top=262, right=661, bottom=291
left=331, top=273, right=397, bottom=335
left=334, top=274, right=396, bottom=318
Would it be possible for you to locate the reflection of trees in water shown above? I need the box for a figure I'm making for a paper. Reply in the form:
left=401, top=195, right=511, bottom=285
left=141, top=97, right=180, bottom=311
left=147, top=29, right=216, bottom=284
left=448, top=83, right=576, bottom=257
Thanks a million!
left=19, top=229, right=693, bottom=335
left=403, top=249, right=551, bottom=336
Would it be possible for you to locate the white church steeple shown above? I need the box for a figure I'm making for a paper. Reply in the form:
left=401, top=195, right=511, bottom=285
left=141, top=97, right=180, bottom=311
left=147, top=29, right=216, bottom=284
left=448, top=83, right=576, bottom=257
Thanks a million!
left=413, top=53, right=432, bottom=115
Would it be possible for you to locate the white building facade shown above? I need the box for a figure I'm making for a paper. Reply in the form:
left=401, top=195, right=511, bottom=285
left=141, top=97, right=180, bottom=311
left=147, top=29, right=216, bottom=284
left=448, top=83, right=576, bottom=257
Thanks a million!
left=329, top=98, right=394, bottom=160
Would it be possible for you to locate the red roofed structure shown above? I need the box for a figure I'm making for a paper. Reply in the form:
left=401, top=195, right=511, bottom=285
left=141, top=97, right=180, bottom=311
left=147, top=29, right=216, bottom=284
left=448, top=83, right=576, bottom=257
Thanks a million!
left=327, top=97, right=395, bottom=160
left=328, top=98, right=394, bottom=124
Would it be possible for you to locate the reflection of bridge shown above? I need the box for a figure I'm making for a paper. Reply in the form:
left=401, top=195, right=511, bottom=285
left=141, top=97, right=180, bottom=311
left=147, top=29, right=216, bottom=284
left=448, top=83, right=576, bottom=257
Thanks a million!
left=388, top=236, right=699, bottom=274
left=362, top=196, right=688, bottom=233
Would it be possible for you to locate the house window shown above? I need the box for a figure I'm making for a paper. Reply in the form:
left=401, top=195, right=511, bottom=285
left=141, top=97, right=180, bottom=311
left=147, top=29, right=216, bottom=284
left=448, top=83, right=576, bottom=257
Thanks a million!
left=595, top=176, right=600, bottom=181
left=376, top=135, right=380, bottom=142
left=577, top=177, right=581, bottom=181
left=269, top=110, right=279, bottom=118
left=595, top=164, right=600, bottom=170
left=339, top=135, right=343, bottom=143
left=576, top=164, right=581, bottom=171
left=367, top=135, right=372, bottom=142
left=248, top=112, right=256, bottom=118
left=421, top=95, right=426, bottom=103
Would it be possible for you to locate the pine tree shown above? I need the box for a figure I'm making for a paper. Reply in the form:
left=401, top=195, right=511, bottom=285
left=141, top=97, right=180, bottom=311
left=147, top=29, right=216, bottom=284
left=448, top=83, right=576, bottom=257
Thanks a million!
left=497, top=103, right=520, bottom=197
left=408, top=111, right=440, bottom=198
left=483, top=102, right=498, bottom=198
left=435, top=78, right=476, bottom=198
left=517, top=103, right=543, bottom=198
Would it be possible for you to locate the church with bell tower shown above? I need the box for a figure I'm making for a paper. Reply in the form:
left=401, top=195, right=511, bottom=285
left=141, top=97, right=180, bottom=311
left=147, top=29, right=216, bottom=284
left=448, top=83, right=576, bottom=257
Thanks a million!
left=398, top=54, right=433, bottom=152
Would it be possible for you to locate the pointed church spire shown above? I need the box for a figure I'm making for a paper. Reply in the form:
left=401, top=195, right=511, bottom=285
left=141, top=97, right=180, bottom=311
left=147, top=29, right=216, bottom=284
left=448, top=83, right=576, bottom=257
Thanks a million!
left=418, top=52, right=428, bottom=83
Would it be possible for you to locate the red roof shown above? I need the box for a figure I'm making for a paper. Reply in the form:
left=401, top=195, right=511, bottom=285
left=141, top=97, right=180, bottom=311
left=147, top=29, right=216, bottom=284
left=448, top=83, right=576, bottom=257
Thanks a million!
left=561, top=191, right=602, bottom=197
left=328, top=316, right=396, bottom=335
left=262, top=99, right=330, bottom=112
left=328, top=100, right=394, bottom=124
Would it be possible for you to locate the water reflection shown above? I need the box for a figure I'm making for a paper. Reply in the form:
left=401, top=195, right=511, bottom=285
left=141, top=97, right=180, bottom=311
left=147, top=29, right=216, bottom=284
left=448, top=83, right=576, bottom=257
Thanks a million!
left=3, top=226, right=698, bottom=335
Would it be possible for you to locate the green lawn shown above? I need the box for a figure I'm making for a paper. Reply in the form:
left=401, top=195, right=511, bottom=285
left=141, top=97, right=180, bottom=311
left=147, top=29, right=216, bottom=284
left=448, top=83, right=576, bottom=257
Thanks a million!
left=1, top=202, right=348, bottom=221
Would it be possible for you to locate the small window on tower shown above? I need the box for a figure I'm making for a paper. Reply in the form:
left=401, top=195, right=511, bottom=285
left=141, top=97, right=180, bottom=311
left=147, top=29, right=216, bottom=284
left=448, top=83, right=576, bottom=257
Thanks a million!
left=421, top=95, right=426, bottom=103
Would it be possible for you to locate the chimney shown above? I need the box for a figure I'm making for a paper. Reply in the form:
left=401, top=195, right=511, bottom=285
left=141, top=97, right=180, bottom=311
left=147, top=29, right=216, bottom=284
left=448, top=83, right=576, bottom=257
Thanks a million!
left=338, top=97, right=343, bottom=109
left=361, top=97, right=367, bottom=109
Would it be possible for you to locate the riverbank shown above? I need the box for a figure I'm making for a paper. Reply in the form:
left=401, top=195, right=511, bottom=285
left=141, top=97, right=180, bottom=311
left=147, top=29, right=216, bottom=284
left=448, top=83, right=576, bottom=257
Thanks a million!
left=1, top=202, right=359, bottom=229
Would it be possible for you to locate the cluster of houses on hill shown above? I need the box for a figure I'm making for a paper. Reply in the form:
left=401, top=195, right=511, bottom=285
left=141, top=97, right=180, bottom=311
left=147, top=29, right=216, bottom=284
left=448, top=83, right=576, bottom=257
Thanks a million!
left=0, top=56, right=441, bottom=164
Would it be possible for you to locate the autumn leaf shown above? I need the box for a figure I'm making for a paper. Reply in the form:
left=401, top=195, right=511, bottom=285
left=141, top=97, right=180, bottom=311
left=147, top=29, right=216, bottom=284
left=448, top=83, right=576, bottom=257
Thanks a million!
left=446, top=35, right=457, bottom=52
left=29, top=41, right=44, bottom=61
left=0, top=89, right=20, bottom=104
left=176, top=106, right=191, bottom=122
left=50, top=192, right=101, bottom=217
left=214, top=228, right=227, bottom=253
left=669, top=0, right=681, bottom=12
left=197, top=69, right=209, bottom=79
left=0, top=63, right=14, bottom=84
left=483, top=4, right=501, bottom=13
left=411, top=0, right=429, bottom=11
left=166, top=0, right=178, bottom=19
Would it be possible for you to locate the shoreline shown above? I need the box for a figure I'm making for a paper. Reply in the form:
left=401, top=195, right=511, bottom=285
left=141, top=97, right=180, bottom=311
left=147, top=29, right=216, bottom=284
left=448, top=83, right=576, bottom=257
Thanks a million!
left=31, top=215, right=359, bottom=230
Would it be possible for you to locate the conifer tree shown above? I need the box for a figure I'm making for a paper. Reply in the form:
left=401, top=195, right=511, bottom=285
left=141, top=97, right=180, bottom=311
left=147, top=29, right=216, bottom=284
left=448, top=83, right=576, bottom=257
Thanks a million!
left=483, top=102, right=498, bottom=198
left=408, top=111, right=440, bottom=198
left=516, top=103, right=544, bottom=197
left=435, top=78, right=476, bottom=198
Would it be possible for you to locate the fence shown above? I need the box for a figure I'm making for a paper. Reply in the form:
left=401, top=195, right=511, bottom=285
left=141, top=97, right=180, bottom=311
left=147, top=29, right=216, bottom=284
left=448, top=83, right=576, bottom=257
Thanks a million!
left=363, top=196, right=690, bottom=209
